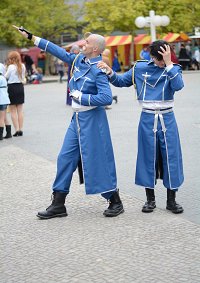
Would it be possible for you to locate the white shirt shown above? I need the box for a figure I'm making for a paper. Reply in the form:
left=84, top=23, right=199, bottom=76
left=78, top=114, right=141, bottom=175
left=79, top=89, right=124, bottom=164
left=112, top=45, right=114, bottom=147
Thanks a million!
left=5, top=64, right=26, bottom=84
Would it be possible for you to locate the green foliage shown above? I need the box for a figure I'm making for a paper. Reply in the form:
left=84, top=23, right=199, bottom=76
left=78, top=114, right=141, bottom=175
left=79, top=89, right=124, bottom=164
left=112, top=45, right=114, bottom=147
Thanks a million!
left=1, top=0, right=199, bottom=47
left=84, top=0, right=146, bottom=34
left=84, top=0, right=200, bottom=35
left=0, top=0, right=79, bottom=47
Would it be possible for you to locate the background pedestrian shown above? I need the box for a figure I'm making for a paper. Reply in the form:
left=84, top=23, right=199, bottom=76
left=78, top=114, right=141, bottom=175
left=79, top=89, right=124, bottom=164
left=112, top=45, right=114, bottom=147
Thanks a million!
left=0, top=63, right=10, bottom=140
left=5, top=51, right=26, bottom=136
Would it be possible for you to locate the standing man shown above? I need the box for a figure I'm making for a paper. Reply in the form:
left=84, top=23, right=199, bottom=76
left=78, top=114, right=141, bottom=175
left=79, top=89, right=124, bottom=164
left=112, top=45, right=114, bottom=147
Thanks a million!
left=14, top=26, right=124, bottom=219
left=98, top=40, right=184, bottom=214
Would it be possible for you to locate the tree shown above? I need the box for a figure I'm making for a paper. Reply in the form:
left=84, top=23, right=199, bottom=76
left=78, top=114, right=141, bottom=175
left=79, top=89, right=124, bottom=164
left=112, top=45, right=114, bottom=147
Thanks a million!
left=83, top=0, right=200, bottom=35
left=83, top=0, right=146, bottom=35
left=0, top=0, right=79, bottom=47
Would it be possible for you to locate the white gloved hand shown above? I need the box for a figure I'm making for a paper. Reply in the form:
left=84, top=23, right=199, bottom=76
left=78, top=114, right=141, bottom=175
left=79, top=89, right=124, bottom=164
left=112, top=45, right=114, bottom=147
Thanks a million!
left=70, top=90, right=82, bottom=101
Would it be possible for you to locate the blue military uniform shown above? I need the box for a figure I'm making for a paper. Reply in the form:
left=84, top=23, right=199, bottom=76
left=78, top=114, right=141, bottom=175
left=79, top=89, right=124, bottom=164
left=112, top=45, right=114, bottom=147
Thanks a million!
left=37, top=38, right=117, bottom=196
left=110, top=59, right=184, bottom=190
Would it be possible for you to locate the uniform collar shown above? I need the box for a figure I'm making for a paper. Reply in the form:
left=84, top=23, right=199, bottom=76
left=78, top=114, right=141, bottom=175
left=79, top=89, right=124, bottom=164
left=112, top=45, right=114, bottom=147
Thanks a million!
left=147, top=58, right=166, bottom=69
left=82, top=55, right=102, bottom=65
left=147, top=58, right=154, bottom=65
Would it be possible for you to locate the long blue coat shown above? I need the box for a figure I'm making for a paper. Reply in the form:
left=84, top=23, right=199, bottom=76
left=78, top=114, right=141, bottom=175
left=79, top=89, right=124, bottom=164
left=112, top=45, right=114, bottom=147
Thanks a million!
left=37, top=38, right=117, bottom=194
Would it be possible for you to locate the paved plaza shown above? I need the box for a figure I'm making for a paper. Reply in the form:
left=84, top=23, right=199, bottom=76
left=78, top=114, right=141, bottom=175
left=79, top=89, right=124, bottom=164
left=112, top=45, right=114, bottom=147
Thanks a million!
left=1, top=72, right=200, bottom=282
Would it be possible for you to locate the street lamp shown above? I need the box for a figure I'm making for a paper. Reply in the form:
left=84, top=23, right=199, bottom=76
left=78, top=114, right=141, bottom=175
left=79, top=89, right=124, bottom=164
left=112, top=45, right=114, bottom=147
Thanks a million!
left=135, top=10, right=170, bottom=42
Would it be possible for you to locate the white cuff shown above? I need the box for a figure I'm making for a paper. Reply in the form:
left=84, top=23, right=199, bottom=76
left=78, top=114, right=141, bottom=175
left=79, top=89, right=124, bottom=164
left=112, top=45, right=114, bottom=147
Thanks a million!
left=165, top=64, right=173, bottom=72
left=79, top=92, right=82, bottom=103
left=70, top=90, right=82, bottom=101
left=109, top=70, right=114, bottom=77
left=34, top=36, right=41, bottom=46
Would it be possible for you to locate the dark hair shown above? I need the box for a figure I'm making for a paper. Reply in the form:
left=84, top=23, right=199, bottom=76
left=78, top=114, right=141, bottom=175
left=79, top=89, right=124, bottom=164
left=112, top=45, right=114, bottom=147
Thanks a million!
left=149, top=40, right=169, bottom=61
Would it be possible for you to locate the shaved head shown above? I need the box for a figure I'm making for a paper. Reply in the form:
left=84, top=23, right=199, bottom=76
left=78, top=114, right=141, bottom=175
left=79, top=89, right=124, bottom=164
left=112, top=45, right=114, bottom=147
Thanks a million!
left=82, top=33, right=106, bottom=58
left=90, top=34, right=106, bottom=53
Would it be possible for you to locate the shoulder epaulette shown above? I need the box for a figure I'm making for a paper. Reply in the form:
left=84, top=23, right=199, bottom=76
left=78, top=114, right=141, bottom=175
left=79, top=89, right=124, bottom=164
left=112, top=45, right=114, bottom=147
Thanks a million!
left=132, top=61, right=137, bottom=88
left=136, top=59, right=148, bottom=62
left=172, top=63, right=182, bottom=68
left=70, top=53, right=81, bottom=78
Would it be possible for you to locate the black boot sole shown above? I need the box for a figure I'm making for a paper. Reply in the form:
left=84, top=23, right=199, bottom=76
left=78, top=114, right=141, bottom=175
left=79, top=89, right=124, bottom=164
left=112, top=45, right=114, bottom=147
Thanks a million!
left=142, top=208, right=155, bottom=213
left=166, top=207, right=184, bottom=214
left=103, top=208, right=124, bottom=217
left=37, top=212, right=68, bottom=219
left=142, top=204, right=156, bottom=213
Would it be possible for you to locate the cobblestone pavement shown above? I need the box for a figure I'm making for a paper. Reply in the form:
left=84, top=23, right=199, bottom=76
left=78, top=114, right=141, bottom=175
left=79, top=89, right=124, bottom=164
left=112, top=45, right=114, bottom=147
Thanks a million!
left=0, top=72, right=200, bottom=282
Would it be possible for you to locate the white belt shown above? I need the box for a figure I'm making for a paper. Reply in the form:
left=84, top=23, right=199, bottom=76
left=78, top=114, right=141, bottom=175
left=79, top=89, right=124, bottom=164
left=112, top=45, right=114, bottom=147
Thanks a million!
left=142, top=108, right=173, bottom=133
left=72, top=106, right=97, bottom=112
left=72, top=100, right=97, bottom=112
left=143, top=107, right=173, bottom=188
left=142, top=108, right=173, bottom=115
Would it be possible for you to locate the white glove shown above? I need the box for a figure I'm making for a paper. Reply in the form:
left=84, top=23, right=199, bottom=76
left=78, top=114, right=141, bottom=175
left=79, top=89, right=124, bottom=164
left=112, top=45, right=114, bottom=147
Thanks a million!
left=70, top=90, right=82, bottom=101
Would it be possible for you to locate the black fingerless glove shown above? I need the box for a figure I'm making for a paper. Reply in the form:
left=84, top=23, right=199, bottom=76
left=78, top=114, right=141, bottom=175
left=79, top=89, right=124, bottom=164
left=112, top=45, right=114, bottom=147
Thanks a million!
left=19, top=26, right=33, bottom=40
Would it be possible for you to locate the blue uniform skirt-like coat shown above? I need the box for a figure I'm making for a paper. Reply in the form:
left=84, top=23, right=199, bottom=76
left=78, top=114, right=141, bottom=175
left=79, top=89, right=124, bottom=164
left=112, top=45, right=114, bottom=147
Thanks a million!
left=53, top=107, right=117, bottom=195
left=135, top=111, right=184, bottom=189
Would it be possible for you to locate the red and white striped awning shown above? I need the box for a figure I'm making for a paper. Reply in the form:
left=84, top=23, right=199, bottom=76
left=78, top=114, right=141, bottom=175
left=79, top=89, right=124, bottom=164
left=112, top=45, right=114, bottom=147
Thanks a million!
left=162, top=32, right=189, bottom=42
left=105, top=35, right=132, bottom=46
left=64, top=35, right=132, bottom=49
left=64, top=32, right=190, bottom=49
left=134, top=34, right=152, bottom=45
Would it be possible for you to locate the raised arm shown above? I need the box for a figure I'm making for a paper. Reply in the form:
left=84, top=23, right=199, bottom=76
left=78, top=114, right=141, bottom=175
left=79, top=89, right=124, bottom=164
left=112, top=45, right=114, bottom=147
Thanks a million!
left=159, top=43, right=184, bottom=91
left=13, top=25, right=75, bottom=64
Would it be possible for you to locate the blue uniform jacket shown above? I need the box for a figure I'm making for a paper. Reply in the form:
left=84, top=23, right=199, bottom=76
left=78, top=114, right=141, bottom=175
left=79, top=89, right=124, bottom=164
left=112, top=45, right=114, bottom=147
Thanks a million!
left=38, top=39, right=112, bottom=106
left=110, top=60, right=184, bottom=101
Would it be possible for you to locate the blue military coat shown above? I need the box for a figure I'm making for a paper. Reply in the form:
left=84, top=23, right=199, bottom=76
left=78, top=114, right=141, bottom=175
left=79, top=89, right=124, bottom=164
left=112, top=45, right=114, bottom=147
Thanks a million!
left=37, top=38, right=117, bottom=194
left=109, top=60, right=184, bottom=189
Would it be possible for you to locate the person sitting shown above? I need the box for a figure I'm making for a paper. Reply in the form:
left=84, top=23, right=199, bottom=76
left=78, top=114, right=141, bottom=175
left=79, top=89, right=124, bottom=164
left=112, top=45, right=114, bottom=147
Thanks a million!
left=31, top=68, right=43, bottom=84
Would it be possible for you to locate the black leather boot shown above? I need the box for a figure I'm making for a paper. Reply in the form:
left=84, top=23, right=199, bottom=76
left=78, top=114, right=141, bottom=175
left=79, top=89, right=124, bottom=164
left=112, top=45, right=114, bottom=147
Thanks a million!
left=113, top=95, right=118, bottom=103
left=0, top=127, right=3, bottom=140
left=103, top=190, right=124, bottom=217
left=4, top=125, right=12, bottom=139
left=166, top=189, right=184, bottom=214
left=37, top=192, right=68, bottom=219
left=142, top=188, right=156, bottom=213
